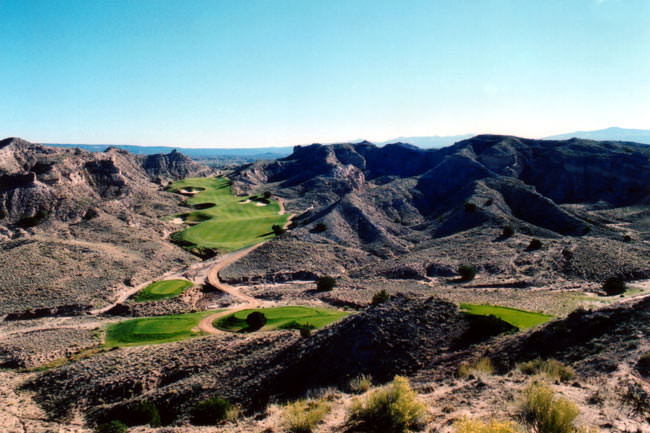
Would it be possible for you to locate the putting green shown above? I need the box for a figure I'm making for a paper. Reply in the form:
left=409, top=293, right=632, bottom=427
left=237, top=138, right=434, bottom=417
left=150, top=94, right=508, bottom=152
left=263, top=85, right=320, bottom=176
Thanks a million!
left=214, top=306, right=350, bottom=332
left=460, top=303, right=552, bottom=330
left=168, top=177, right=288, bottom=252
left=134, top=279, right=193, bottom=302
left=105, top=310, right=221, bottom=347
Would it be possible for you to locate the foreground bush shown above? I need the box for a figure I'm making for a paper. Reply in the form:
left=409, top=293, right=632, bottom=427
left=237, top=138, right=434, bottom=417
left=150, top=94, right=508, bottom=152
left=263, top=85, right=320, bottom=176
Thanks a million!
left=112, top=400, right=161, bottom=427
left=282, top=398, right=331, bottom=433
left=602, top=277, right=626, bottom=296
left=458, top=357, right=494, bottom=378
left=190, top=396, right=232, bottom=425
left=517, top=359, right=575, bottom=383
left=455, top=418, right=521, bottom=433
left=246, top=312, right=267, bottom=330
left=348, top=376, right=426, bottom=432
left=521, top=382, right=579, bottom=433
left=316, top=276, right=336, bottom=291
left=95, top=421, right=128, bottom=433
left=348, top=374, right=373, bottom=394
left=458, top=265, right=476, bottom=282
left=371, top=289, right=390, bottom=305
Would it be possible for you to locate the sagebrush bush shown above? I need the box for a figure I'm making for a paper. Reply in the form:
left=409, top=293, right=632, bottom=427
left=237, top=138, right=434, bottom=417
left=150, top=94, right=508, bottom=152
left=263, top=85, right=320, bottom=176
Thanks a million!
left=190, top=396, right=232, bottom=425
left=371, top=289, right=390, bottom=305
left=528, top=238, right=543, bottom=250
left=521, top=382, right=579, bottom=433
left=503, top=225, right=515, bottom=237
left=454, top=418, right=521, bottom=433
left=348, top=374, right=373, bottom=394
left=618, top=380, right=650, bottom=417
left=282, top=397, right=331, bottom=433
left=95, top=420, right=128, bottom=433
left=517, top=359, right=575, bottom=383
left=458, top=265, right=476, bottom=282
left=457, top=357, right=495, bottom=378
left=348, top=376, right=426, bottom=433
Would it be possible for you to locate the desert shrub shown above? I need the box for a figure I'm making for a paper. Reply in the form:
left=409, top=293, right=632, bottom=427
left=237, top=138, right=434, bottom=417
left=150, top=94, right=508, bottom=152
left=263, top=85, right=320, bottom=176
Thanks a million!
left=454, top=418, right=521, bottom=433
left=272, top=224, right=286, bottom=235
left=300, top=327, right=312, bottom=338
left=0, top=209, right=6, bottom=219
left=502, top=225, right=515, bottom=237
left=623, top=234, right=632, bottom=242
left=190, top=396, right=232, bottom=425
left=348, top=376, right=426, bottom=433
left=263, top=191, right=272, bottom=199
left=83, top=208, right=99, bottom=220
left=521, top=382, right=579, bottom=433
left=484, top=199, right=494, bottom=206
left=517, top=359, right=575, bottom=383
left=464, top=202, right=477, bottom=213
left=95, top=421, right=128, bottom=433
left=313, top=222, right=327, bottom=233
left=112, top=400, right=161, bottom=427
left=316, top=276, right=336, bottom=292
left=602, top=277, right=626, bottom=296
left=637, top=352, right=650, bottom=376
left=348, top=374, right=373, bottom=394
left=458, top=264, right=476, bottom=282
left=618, top=380, right=650, bottom=417
left=246, top=312, right=267, bottom=330
left=457, top=357, right=495, bottom=378
left=371, top=289, right=390, bottom=305
left=282, top=398, right=331, bottom=433
left=528, top=238, right=543, bottom=250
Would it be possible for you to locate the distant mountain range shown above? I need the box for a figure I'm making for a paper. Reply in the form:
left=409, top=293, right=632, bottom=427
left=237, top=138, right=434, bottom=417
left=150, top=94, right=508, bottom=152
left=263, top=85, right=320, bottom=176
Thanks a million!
left=375, top=134, right=475, bottom=148
left=45, top=143, right=294, bottom=159
left=543, top=127, right=650, bottom=144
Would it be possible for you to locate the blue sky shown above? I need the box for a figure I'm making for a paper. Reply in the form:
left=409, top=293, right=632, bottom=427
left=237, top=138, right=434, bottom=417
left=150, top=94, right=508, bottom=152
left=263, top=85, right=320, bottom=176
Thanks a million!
left=1, top=0, right=649, bottom=147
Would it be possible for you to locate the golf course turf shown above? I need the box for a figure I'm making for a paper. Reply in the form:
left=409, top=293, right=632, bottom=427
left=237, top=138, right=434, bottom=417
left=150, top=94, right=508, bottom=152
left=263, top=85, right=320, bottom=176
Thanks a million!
left=168, top=177, right=288, bottom=252
left=105, top=310, right=222, bottom=347
left=134, top=279, right=193, bottom=302
left=460, top=303, right=552, bottom=330
left=214, top=306, right=350, bottom=332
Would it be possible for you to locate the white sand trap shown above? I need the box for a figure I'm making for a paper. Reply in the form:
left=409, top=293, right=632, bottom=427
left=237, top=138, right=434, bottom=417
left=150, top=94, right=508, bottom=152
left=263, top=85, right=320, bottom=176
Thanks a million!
left=170, top=217, right=184, bottom=224
left=179, top=189, right=200, bottom=195
left=238, top=199, right=251, bottom=204
left=255, top=202, right=268, bottom=207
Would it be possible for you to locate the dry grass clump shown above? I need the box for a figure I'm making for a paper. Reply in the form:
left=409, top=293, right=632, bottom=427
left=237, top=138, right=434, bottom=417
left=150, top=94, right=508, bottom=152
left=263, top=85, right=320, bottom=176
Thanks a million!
left=454, top=418, right=521, bottom=433
left=281, top=397, right=331, bottom=433
left=521, top=381, right=595, bottom=433
left=348, top=374, right=373, bottom=394
left=348, top=376, right=426, bottom=432
left=516, top=358, right=575, bottom=383
left=457, top=357, right=495, bottom=378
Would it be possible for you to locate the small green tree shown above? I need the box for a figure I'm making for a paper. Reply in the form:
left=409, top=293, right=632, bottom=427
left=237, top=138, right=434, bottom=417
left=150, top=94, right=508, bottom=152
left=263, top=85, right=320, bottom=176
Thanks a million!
left=246, top=312, right=267, bottom=330
left=371, top=290, right=390, bottom=305
left=316, top=276, right=336, bottom=291
left=602, top=276, right=626, bottom=296
left=457, top=265, right=476, bottom=282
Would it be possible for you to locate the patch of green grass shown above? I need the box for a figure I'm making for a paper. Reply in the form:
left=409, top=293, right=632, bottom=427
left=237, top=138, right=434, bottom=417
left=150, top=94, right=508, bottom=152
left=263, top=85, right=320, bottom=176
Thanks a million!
left=460, top=304, right=552, bottom=330
left=214, top=306, right=349, bottom=332
left=168, top=177, right=288, bottom=252
left=134, top=279, right=193, bottom=302
left=105, top=310, right=221, bottom=347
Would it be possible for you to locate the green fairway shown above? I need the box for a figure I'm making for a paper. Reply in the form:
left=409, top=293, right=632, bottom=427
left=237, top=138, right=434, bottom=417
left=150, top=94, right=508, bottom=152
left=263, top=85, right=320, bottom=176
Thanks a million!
left=214, top=306, right=350, bottom=332
left=105, top=310, right=221, bottom=347
left=168, top=177, right=288, bottom=252
left=460, top=303, right=552, bottom=330
left=134, top=279, right=193, bottom=302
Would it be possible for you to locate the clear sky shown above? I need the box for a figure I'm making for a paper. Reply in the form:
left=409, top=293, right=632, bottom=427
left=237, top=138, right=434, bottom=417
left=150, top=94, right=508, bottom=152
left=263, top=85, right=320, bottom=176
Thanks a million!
left=1, top=0, right=649, bottom=147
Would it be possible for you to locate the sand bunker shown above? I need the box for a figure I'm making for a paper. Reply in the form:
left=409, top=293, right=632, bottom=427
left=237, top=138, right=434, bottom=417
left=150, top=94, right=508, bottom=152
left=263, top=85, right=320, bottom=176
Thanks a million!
left=238, top=199, right=251, bottom=204
left=255, top=202, right=268, bottom=207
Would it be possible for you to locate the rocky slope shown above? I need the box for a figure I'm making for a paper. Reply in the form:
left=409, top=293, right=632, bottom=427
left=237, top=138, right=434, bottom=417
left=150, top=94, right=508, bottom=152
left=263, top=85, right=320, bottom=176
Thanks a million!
left=0, top=137, right=214, bottom=316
